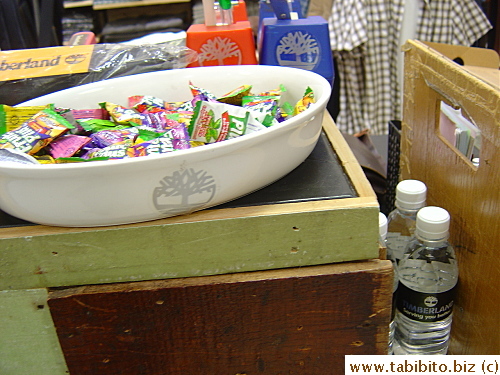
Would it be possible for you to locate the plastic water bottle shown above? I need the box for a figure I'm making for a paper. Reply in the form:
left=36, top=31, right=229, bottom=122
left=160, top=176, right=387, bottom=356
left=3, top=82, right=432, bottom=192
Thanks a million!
left=386, top=180, right=427, bottom=354
left=393, top=206, right=458, bottom=355
left=379, top=212, right=388, bottom=245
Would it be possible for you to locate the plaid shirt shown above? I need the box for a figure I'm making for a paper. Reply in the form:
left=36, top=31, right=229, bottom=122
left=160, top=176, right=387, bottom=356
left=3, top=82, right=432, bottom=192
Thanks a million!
left=328, top=0, right=492, bottom=135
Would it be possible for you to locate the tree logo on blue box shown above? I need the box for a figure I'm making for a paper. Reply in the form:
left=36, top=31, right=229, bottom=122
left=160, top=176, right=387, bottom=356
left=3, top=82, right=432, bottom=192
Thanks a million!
left=276, top=31, right=319, bottom=70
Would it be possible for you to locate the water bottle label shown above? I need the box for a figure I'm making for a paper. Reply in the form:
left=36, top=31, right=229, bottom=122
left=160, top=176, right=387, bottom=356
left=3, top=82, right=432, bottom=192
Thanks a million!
left=396, top=283, right=455, bottom=323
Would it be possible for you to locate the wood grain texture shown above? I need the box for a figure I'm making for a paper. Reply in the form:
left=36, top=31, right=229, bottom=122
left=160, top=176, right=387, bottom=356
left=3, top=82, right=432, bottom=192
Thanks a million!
left=401, top=40, right=500, bottom=355
left=0, top=289, right=69, bottom=375
left=48, top=260, right=392, bottom=375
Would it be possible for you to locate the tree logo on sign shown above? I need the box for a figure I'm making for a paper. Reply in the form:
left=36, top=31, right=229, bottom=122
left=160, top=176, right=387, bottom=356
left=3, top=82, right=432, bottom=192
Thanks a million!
left=276, top=31, right=319, bottom=71
left=198, top=37, right=242, bottom=66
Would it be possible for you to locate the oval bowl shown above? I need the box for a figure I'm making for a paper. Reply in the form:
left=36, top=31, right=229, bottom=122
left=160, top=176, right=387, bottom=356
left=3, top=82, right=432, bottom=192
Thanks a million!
left=0, top=65, right=331, bottom=227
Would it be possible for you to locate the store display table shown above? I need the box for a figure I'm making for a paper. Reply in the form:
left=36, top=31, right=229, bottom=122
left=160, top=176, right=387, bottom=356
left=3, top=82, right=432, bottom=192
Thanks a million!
left=0, top=114, right=391, bottom=374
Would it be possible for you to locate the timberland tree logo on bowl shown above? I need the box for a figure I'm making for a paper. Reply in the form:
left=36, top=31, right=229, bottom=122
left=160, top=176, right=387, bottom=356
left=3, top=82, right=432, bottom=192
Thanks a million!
left=153, top=168, right=216, bottom=215
left=198, top=37, right=242, bottom=66
left=276, top=31, right=320, bottom=71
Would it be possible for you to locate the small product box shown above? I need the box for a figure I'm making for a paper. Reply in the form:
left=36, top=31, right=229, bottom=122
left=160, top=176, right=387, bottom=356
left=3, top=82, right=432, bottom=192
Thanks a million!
left=186, top=21, right=257, bottom=67
left=186, top=0, right=257, bottom=67
left=258, top=15, right=334, bottom=85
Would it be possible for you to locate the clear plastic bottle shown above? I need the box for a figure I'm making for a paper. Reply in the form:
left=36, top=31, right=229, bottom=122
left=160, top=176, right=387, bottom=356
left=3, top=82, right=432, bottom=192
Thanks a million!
left=386, top=179, right=427, bottom=354
left=379, top=212, right=388, bottom=245
left=393, top=206, right=458, bottom=355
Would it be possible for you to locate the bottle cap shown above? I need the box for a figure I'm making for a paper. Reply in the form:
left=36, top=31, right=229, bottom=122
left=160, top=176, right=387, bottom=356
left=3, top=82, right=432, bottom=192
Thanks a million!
left=416, top=206, right=450, bottom=241
left=395, top=179, right=427, bottom=210
left=379, top=212, right=387, bottom=241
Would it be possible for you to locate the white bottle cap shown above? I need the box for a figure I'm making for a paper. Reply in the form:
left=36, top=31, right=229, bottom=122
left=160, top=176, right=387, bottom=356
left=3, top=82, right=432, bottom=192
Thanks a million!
left=379, top=212, right=388, bottom=240
left=395, top=179, right=427, bottom=210
left=416, top=206, right=450, bottom=241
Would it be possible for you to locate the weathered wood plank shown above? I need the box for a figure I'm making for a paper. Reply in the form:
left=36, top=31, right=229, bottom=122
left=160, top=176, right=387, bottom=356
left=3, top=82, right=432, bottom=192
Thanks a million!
left=0, top=289, right=69, bottom=375
left=0, top=203, right=379, bottom=290
left=48, top=260, right=392, bottom=375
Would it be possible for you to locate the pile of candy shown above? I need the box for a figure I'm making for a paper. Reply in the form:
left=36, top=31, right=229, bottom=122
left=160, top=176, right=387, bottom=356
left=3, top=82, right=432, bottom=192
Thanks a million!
left=0, top=83, right=314, bottom=164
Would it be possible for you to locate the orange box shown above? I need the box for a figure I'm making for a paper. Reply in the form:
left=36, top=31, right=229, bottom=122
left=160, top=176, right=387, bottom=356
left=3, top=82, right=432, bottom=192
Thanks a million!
left=186, top=21, right=257, bottom=67
left=232, top=0, right=248, bottom=22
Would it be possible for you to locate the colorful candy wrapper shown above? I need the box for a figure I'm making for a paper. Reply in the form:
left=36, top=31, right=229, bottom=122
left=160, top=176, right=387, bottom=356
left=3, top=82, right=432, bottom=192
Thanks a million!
left=33, top=154, right=56, bottom=164
left=51, top=109, right=89, bottom=136
left=101, top=102, right=143, bottom=126
left=169, top=122, right=190, bottom=147
left=248, top=110, right=277, bottom=130
left=176, top=100, right=194, bottom=112
left=164, top=101, right=184, bottom=111
left=47, top=134, right=92, bottom=159
left=189, top=101, right=252, bottom=143
left=218, top=85, right=252, bottom=106
left=0, top=108, right=72, bottom=154
left=189, top=100, right=274, bottom=142
left=134, top=128, right=164, bottom=144
left=175, top=111, right=193, bottom=127
left=90, top=128, right=137, bottom=148
left=190, top=140, right=205, bottom=148
left=139, top=110, right=182, bottom=131
left=128, top=95, right=165, bottom=113
left=86, top=140, right=133, bottom=159
left=278, top=101, right=295, bottom=122
left=0, top=148, right=39, bottom=164
left=189, top=82, right=218, bottom=101
left=80, top=147, right=103, bottom=159
left=293, top=87, right=315, bottom=116
left=79, top=119, right=129, bottom=133
left=0, top=104, right=49, bottom=134
left=71, top=108, right=108, bottom=121
left=242, top=95, right=279, bottom=116
left=56, top=156, right=110, bottom=163
left=258, top=84, right=286, bottom=97
left=127, top=125, right=190, bottom=157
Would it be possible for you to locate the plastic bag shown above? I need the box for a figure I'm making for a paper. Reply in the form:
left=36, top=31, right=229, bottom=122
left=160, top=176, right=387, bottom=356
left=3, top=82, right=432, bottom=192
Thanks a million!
left=0, top=42, right=198, bottom=106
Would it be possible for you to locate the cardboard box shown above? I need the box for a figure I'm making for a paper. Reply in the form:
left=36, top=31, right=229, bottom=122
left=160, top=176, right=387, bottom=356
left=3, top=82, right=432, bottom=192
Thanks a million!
left=401, top=40, right=499, bottom=354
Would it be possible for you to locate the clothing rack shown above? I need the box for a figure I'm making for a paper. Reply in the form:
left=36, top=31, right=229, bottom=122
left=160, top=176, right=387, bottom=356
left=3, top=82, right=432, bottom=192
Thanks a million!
left=0, top=0, right=64, bottom=50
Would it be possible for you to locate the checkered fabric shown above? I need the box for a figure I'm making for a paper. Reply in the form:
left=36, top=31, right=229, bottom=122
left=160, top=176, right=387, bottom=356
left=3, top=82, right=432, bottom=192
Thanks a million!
left=329, top=0, right=492, bottom=135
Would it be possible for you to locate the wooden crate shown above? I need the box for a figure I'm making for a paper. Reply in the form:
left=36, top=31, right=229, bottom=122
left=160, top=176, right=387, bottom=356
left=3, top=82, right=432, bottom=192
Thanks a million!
left=47, top=260, right=392, bottom=375
left=401, top=40, right=500, bottom=354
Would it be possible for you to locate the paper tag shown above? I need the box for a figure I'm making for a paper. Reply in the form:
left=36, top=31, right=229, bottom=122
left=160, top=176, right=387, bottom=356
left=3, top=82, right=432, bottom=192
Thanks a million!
left=0, top=45, right=94, bottom=82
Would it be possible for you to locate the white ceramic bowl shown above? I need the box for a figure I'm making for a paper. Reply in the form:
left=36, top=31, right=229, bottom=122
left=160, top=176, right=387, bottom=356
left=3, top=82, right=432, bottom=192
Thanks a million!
left=1, top=65, right=331, bottom=227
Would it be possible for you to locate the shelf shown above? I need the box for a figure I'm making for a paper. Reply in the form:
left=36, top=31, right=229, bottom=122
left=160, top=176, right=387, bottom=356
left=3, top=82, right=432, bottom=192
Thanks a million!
left=64, top=0, right=190, bottom=10
left=93, top=0, right=190, bottom=10
left=64, top=0, right=93, bottom=8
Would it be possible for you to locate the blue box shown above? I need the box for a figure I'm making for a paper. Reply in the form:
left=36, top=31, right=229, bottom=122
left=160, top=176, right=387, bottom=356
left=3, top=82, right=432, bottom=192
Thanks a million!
left=258, top=16, right=334, bottom=85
